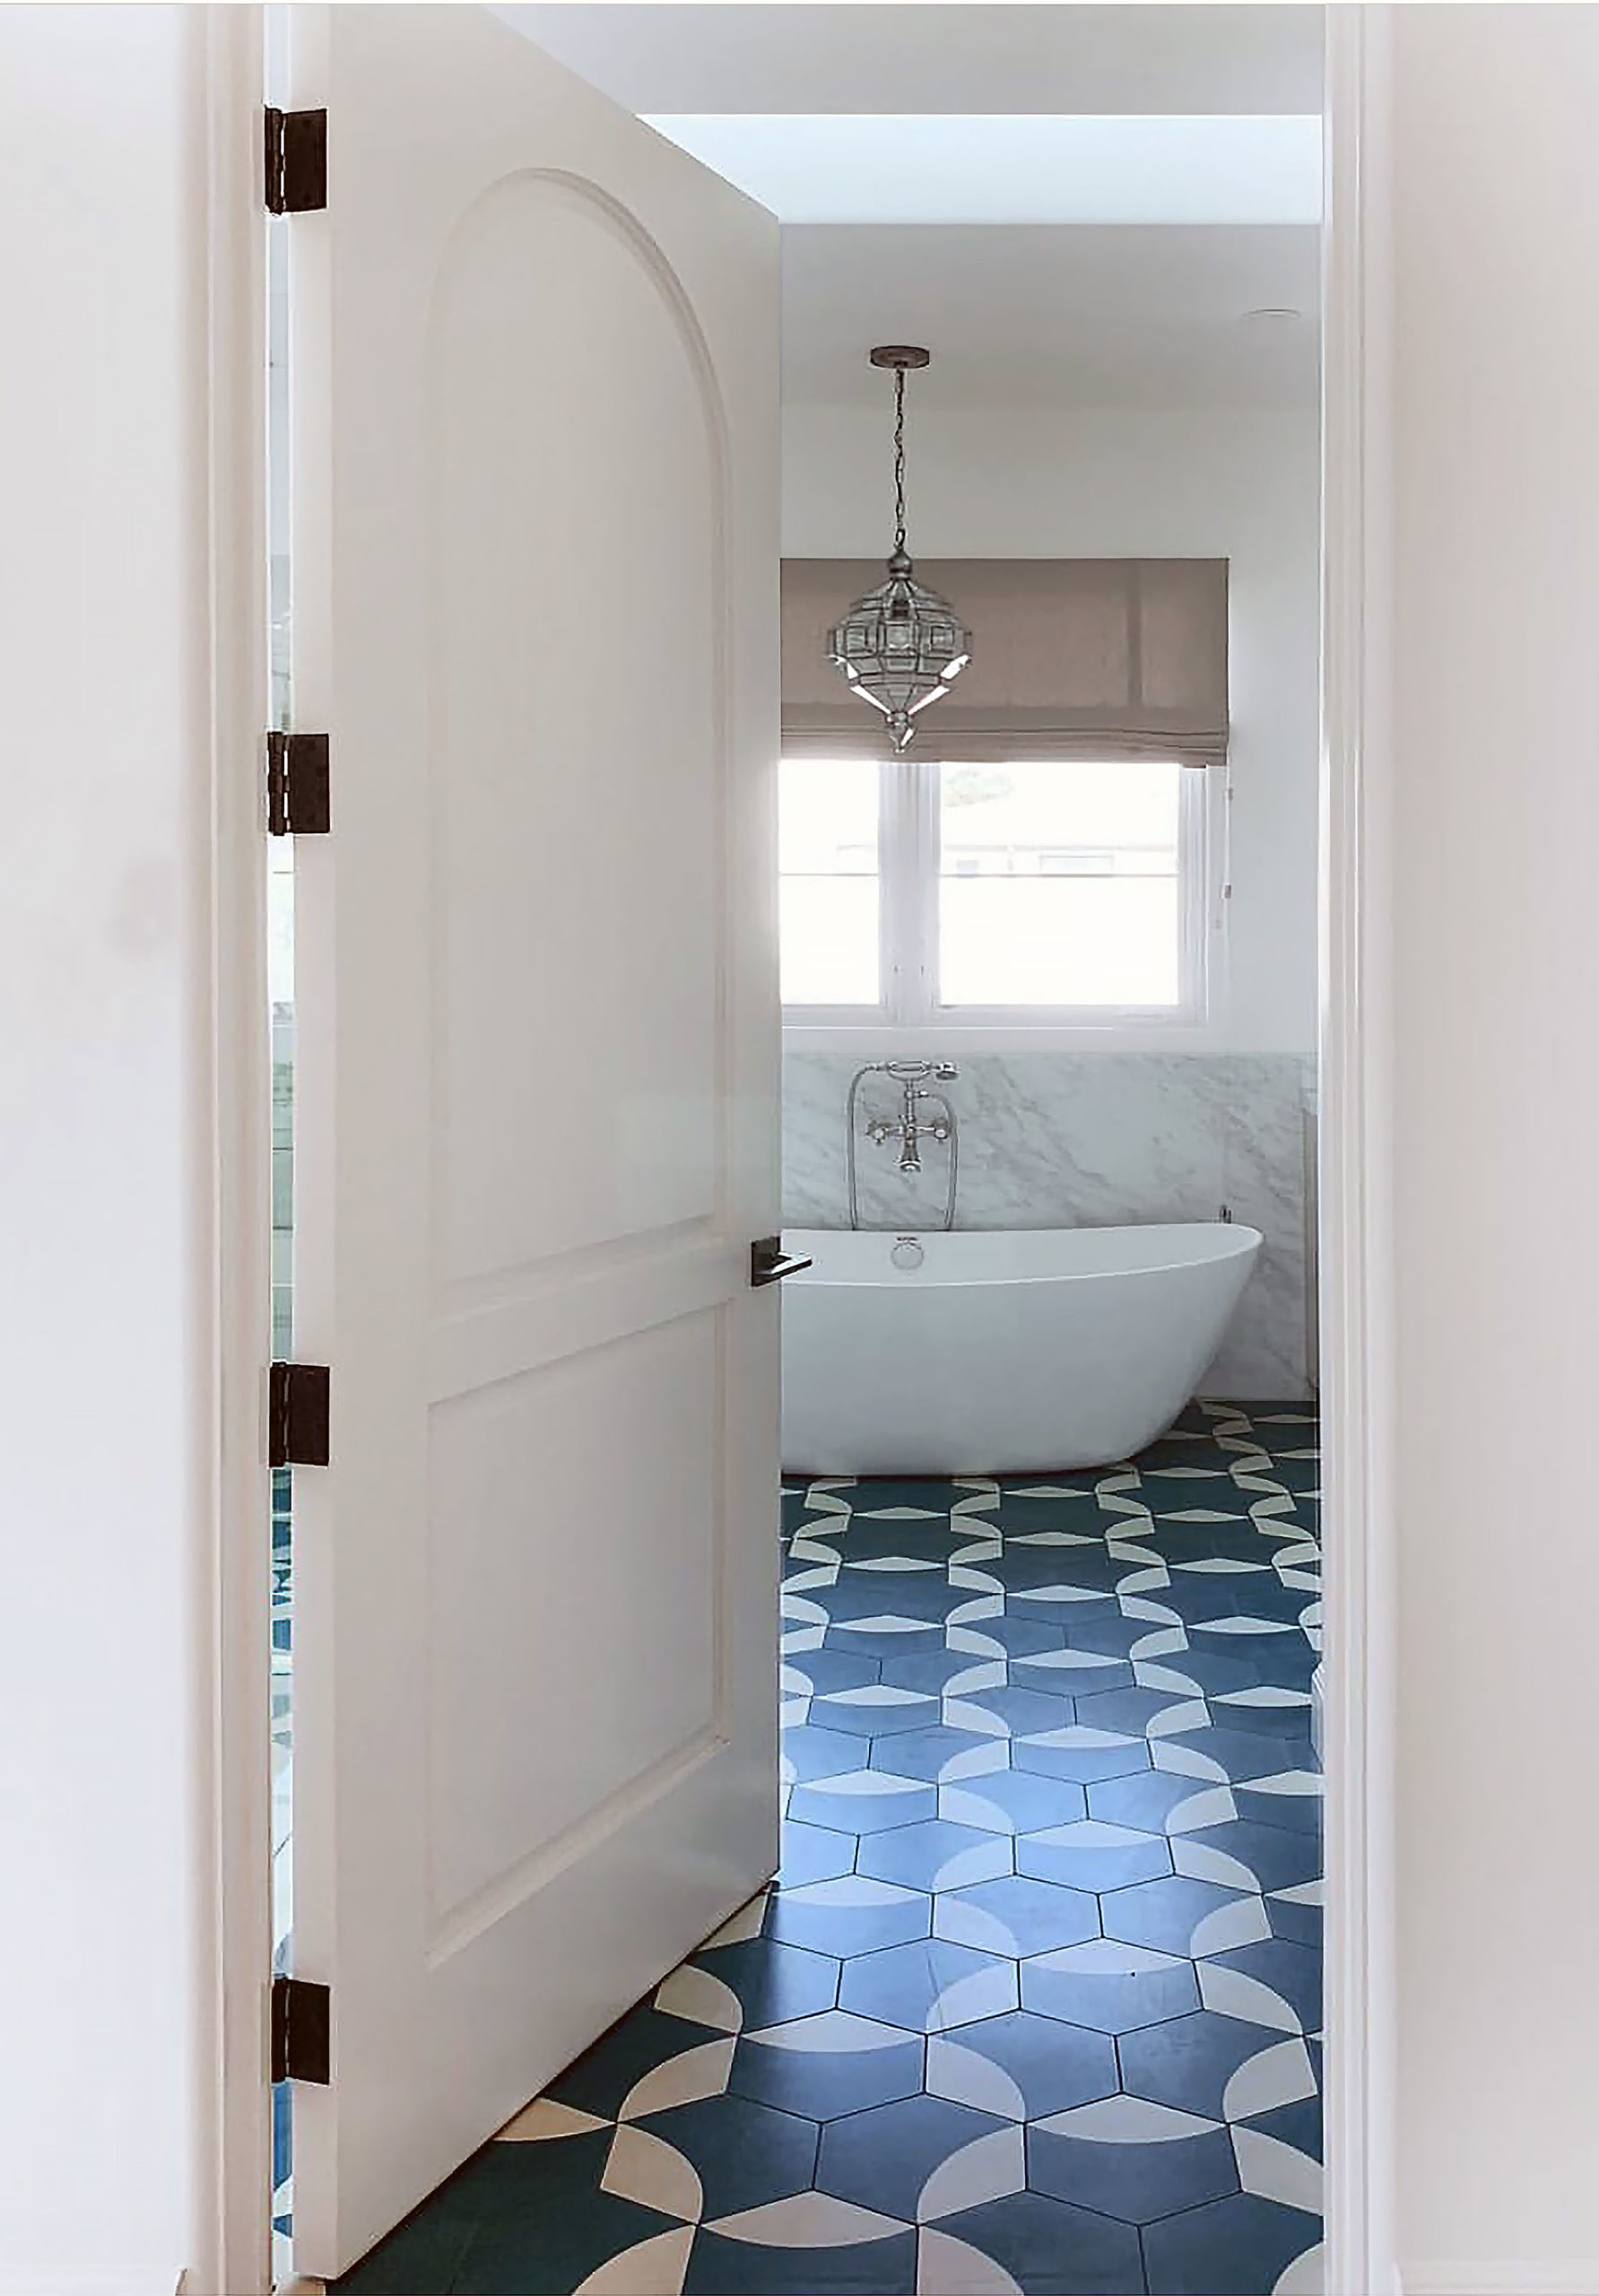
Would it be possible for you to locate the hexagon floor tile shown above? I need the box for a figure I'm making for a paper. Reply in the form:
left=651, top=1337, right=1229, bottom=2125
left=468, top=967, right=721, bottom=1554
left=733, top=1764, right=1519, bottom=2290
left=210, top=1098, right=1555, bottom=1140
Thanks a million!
left=934, top=1872, right=1101, bottom=1957
left=310, top=1402, right=1321, bottom=2296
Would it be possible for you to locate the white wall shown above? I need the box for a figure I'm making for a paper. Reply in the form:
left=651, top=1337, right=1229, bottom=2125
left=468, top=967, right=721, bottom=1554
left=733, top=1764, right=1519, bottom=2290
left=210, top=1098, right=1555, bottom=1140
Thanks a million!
left=782, top=400, right=1322, bottom=1056
left=1377, top=6, right=1599, bottom=2287
left=0, top=10, right=225, bottom=2292
left=20, top=11, right=1599, bottom=2289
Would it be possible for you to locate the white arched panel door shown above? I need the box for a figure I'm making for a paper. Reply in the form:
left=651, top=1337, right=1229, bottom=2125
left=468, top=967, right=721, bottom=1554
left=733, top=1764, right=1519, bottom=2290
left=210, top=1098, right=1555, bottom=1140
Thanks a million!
left=282, top=8, right=780, bottom=2274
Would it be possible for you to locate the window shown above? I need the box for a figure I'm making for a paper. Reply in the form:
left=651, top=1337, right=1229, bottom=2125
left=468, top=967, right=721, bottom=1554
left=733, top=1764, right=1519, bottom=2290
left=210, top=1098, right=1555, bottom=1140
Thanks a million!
left=778, top=760, right=881, bottom=1006
left=779, top=756, right=1215, bottom=1026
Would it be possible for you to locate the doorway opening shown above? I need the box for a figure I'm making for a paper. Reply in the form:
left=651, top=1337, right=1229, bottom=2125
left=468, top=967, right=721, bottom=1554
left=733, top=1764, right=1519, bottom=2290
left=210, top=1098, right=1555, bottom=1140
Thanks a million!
left=263, top=8, right=1327, bottom=2292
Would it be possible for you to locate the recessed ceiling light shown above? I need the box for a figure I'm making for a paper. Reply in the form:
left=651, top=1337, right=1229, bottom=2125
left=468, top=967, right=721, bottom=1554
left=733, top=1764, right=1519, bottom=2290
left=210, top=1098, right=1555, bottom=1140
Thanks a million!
left=1241, top=306, right=1303, bottom=325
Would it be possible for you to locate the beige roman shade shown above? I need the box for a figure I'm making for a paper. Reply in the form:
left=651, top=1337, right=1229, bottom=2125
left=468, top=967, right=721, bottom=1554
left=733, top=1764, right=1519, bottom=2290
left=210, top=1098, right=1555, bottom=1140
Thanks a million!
left=781, top=557, right=1229, bottom=765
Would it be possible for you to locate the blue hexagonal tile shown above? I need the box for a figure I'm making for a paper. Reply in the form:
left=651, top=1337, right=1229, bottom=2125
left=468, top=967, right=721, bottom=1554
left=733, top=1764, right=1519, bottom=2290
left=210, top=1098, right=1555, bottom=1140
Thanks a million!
left=1100, top=1875, right=1258, bottom=1956
left=1157, top=1724, right=1305, bottom=1784
left=1202, top=1937, right=1322, bottom=2032
left=638, top=2092, right=821, bottom=2218
left=1234, top=1779, right=1323, bottom=1837
left=1150, top=1648, right=1267, bottom=1700
left=685, top=2222, right=917, bottom=2294
left=926, top=2192, right=1144, bottom=2296
left=938, top=1771, right=1087, bottom=1835
left=1267, top=1892, right=1323, bottom=1949
left=1020, top=1939, right=1200, bottom=2033
left=1180, top=1818, right=1322, bottom=1895
left=1048, top=1613, right=1149, bottom=1661
left=926, top=2012, right=1117, bottom=2122
left=952, top=1685, right=1075, bottom=1738
left=1089, top=1770, right=1228, bottom=1836
left=998, top=1550, right=1132, bottom=1599
left=781, top=1724, right=873, bottom=1783
left=766, top=1876, right=933, bottom=1959
left=781, top=1648, right=882, bottom=1698
left=1011, top=1723, right=1151, bottom=1783
left=547, top=2005, right=725, bottom=2119
left=1157, top=1579, right=1275, bottom=1628
left=934, top=1874, right=1100, bottom=1956
left=1141, top=2191, right=1321, bottom=2295
left=1206, top=1692, right=1316, bottom=1744
left=855, top=1819, right=1012, bottom=1895
left=824, top=1618, right=947, bottom=1659
left=1028, top=2102, right=1238, bottom=2226
left=1240, top=2093, right=1324, bottom=2163
left=809, top=1684, right=940, bottom=1739
left=1017, top=1817, right=1172, bottom=1892
left=967, top=1615, right=1076, bottom=1660
left=787, top=1770, right=938, bottom=1836
left=878, top=1648, right=999, bottom=1697
left=1073, top=1685, right=1206, bottom=1738
left=696, top=1937, right=841, bottom=2027
left=1119, top=2010, right=1302, bottom=2120
left=870, top=1724, right=1006, bottom=1782
left=774, top=1820, right=858, bottom=1890
left=815, top=2092, right=1010, bottom=2220
left=821, top=1574, right=959, bottom=1626
left=726, top=2012, right=926, bottom=2121
left=839, top=1938, right=1019, bottom=2033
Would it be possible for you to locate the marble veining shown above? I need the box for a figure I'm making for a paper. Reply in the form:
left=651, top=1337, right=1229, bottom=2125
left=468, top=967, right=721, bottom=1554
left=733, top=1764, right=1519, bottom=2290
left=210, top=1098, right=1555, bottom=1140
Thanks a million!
left=783, top=1052, right=1315, bottom=1399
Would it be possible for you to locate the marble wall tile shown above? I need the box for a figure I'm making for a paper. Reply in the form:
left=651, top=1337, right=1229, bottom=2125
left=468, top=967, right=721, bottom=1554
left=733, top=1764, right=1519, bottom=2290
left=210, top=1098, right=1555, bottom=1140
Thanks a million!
left=782, top=1049, right=1317, bottom=1400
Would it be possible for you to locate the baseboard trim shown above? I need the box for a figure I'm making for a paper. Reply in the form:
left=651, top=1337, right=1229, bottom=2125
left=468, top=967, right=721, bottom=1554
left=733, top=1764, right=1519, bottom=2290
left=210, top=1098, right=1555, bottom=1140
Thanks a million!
left=1401, top=2266, right=1599, bottom=2296
left=0, top=2279, right=184, bottom=2296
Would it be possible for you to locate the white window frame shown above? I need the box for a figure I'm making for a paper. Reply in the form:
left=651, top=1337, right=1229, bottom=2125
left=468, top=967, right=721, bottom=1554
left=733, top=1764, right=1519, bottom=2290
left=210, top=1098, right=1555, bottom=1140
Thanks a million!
left=783, top=755, right=1230, bottom=1048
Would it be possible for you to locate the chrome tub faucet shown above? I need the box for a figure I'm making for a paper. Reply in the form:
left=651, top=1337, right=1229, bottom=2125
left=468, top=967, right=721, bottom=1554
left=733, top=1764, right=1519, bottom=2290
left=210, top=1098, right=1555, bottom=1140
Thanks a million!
left=846, top=1060, right=960, bottom=1227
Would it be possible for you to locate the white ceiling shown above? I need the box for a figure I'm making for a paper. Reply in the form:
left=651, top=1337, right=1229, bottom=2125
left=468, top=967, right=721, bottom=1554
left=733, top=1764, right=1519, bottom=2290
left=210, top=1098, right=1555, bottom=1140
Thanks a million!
left=497, top=5, right=1324, bottom=413
left=641, top=115, right=1322, bottom=227
left=783, top=224, right=1319, bottom=410
left=497, top=6, right=1325, bottom=115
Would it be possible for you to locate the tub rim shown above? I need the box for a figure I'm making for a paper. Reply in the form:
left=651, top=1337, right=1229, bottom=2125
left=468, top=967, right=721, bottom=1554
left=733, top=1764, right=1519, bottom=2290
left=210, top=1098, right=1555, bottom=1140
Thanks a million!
left=778, top=1220, right=1264, bottom=1292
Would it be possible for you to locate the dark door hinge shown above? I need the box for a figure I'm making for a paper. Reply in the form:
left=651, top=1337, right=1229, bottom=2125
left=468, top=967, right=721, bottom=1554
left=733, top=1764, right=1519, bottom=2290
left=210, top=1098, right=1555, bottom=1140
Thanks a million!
left=269, top=1362, right=330, bottom=1468
left=265, top=107, right=327, bottom=215
left=272, top=1975, right=332, bottom=2085
left=265, top=731, right=330, bottom=837
left=752, top=1235, right=814, bottom=1287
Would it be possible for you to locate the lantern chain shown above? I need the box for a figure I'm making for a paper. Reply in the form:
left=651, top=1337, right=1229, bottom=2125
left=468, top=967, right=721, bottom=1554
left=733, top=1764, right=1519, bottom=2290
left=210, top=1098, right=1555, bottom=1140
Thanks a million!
left=892, top=366, right=908, bottom=556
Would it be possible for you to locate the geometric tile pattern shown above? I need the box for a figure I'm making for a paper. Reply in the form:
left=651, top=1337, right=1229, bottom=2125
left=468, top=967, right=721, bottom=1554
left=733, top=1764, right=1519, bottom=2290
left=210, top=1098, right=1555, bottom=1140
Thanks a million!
left=329, top=1402, right=1323, bottom=2296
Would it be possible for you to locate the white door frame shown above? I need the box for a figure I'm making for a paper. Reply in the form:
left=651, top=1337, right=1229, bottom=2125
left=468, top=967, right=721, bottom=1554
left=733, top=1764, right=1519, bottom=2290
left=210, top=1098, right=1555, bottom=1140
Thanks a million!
left=201, top=9, right=277, bottom=2295
left=196, top=9, right=1396, bottom=2292
left=1320, top=10, right=1398, bottom=2293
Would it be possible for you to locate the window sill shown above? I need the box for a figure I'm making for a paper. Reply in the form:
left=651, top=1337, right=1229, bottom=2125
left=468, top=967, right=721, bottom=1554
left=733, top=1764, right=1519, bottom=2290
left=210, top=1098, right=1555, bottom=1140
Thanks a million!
left=783, top=1016, right=1220, bottom=1056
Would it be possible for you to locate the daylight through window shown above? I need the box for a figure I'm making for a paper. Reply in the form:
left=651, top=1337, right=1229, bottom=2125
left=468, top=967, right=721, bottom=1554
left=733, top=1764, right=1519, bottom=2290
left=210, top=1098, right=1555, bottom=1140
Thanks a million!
left=780, top=756, right=1207, bottom=1023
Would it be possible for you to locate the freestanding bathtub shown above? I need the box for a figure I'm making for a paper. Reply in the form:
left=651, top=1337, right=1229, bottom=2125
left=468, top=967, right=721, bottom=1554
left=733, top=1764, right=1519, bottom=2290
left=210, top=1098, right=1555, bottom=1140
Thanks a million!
left=779, top=1222, right=1262, bottom=1475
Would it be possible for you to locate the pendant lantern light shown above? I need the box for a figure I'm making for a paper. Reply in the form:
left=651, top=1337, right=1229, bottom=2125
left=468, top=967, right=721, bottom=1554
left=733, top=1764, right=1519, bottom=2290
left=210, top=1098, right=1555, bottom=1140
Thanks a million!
left=826, top=346, right=971, bottom=752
